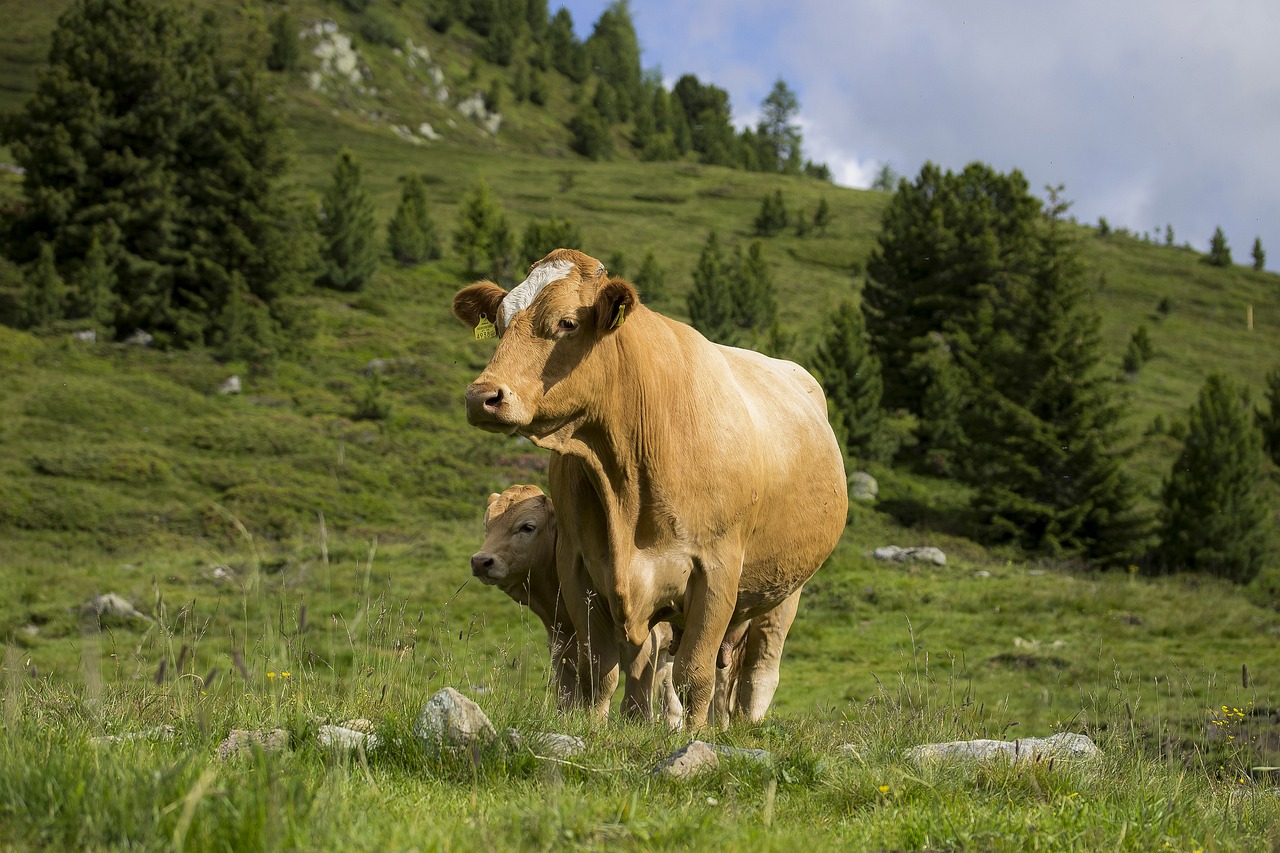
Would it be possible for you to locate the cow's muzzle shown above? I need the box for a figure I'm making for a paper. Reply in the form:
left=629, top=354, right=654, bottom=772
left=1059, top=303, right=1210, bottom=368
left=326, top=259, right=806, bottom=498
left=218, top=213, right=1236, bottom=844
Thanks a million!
left=470, top=551, right=506, bottom=583
left=465, top=381, right=518, bottom=431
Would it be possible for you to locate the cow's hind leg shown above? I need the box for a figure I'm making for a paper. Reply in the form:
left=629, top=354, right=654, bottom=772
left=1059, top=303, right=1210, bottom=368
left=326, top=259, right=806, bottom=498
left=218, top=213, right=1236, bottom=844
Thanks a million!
left=734, top=586, right=802, bottom=722
left=672, top=556, right=739, bottom=729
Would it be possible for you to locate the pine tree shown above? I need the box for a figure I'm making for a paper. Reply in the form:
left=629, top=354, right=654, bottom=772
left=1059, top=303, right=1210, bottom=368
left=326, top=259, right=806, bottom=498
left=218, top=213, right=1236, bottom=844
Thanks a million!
left=387, top=173, right=442, bottom=265
left=1258, top=367, right=1280, bottom=466
left=909, top=333, right=968, bottom=475
left=811, top=300, right=892, bottom=464
left=756, top=79, right=802, bottom=174
left=22, top=243, right=66, bottom=328
left=67, top=231, right=117, bottom=332
left=752, top=190, right=788, bottom=237
left=1156, top=373, right=1272, bottom=582
left=814, top=198, right=832, bottom=236
left=584, top=1, right=642, bottom=120
left=730, top=240, right=777, bottom=333
left=1251, top=236, right=1266, bottom=271
left=317, top=149, right=379, bottom=291
left=453, top=179, right=511, bottom=278
left=266, top=11, right=300, bottom=72
left=687, top=231, right=736, bottom=345
left=1207, top=226, right=1232, bottom=267
left=633, top=251, right=666, bottom=304
left=519, top=216, right=582, bottom=269
left=961, top=190, right=1144, bottom=561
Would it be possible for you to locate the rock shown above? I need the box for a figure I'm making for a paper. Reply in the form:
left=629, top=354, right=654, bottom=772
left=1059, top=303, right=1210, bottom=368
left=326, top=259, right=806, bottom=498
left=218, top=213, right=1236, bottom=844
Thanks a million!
left=80, top=593, right=152, bottom=624
left=71, top=329, right=96, bottom=343
left=414, top=687, right=496, bottom=750
left=906, top=732, right=1100, bottom=765
left=417, top=122, right=441, bottom=141
left=652, top=740, right=720, bottom=780
left=974, top=570, right=992, bottom=578
left=218, top=375, right=241, bottom=395
left=871, top=545, right=947, bottom=566
left=529, top=732, right=586, bottom=758
left=93, top=725, right=176, bottom=745
left=318, top=724, right=380, bottom=753
left=707, top=743, right=772, bottom=763
left=217, top=728, right=289, bottom=760
left=838, top=742, right=865, bottom=759
left=849, top=471, right=878, bottom=502
left=361, top=357, right=417, bottom=376
left=124, top=329, right=153, bottom=347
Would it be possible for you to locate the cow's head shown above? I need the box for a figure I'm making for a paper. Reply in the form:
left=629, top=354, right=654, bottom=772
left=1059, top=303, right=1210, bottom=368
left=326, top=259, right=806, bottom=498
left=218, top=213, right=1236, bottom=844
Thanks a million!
left=453, top=248, right=637, bottom=437
left=470, top=484, right=556, bottom=592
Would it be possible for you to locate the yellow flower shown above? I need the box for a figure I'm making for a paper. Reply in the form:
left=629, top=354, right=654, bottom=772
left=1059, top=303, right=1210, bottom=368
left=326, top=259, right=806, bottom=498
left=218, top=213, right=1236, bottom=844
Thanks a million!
left=267, top=672, right=276, bottom=678
left=281, top=671, right=291, bottom=678
left=878, top=785, right=890, bottom=793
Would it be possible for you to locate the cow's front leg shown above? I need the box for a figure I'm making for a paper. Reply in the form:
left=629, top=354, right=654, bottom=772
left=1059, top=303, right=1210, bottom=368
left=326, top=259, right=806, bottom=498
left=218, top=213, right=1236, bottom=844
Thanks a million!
left=735, top=586, right=803, bottom=722
left=618, top=629, right=659, bottom=720
left=672, top=555, right=739, bottom=729
left=557, top=551, right=618, bottom=719
left=545, top=619, right=578, bottom=711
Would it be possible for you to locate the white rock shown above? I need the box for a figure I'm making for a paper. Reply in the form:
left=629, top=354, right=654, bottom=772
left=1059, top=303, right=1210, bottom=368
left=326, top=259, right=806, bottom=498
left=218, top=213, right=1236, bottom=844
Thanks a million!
left=81, top=593, right=152, bottom=623
left=871, top=545, right=946, bottom=566
left=72, top=329, right=96, bottom=343
left=414, top=687, right=496, bottom=750
left=417, top=122, right=441, bottom=141
left=217, top=728, right=289, bottom=760
left=124, top=329, right=153, bottom=347
left=906, top=732, right=1100, bottom=765
left=218, top=375, right=241, bottom=395
left=849, top=471, right=878, bottom=502
left=93, top=725, right=176, bottom=745
left=529, top=732, right=586, bottom=758
left=318, top=724, right=380, bottom=753
left=652, top=740, right=719, bottom=780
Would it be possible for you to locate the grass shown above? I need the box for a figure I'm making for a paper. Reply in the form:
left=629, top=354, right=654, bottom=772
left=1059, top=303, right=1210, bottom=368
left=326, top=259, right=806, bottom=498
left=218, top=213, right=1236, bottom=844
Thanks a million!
left=1, top=3, right=1279, bottom=849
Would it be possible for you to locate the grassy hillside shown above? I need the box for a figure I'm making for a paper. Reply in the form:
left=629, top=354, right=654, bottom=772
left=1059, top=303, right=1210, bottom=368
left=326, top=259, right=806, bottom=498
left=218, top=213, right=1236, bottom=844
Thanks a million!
left=0, top=4, right=1278, bottom=848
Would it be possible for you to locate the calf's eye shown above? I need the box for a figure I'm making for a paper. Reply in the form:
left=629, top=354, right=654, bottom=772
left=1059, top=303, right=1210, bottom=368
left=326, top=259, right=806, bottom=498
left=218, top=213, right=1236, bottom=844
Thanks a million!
left=557, top=318, right=578, bottom=333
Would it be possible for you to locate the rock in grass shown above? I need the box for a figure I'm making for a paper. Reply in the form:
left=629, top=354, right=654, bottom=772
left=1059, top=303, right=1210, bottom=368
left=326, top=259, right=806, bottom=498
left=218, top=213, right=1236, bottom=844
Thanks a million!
left=93, top=725, right=176, bottom=746
left=707, top=743, right=773, bottom=763
left=80, top=593, right=152, bottom=624
left=871, top=545, right=947, bottom=566
left=318, top=724, right=380, bottom=753
left=652, top=740, right=720, bottom=780
left=217, top=728, right=289, bottom=761
left=849, top=471, right=879, bottom=502
left=906, top=732, right=1099, bottom=765
left=414, top=687, right=496, bottom=750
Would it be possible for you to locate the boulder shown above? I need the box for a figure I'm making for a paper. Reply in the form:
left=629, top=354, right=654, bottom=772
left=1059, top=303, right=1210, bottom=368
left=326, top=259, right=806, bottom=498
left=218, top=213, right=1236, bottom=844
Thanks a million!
left=80, top=593, right=152, bottom=624
left=318, top=724, right=380, bottom=753
left=414, top=687, right=496, bottom=750
left=849, top=471, right=879, bottom=502
left=218, top=375, right=242, bottom=395
left=93, top=725, right=176, bottom=746
left=871, top=545, right=947, bottom=566
left=124, top=330, right=153, bottom=347
left=71, top=329, right=96, bottom=343
left=906, top=732, right=1100, bottom=765
left=652, top=740, right=720, bottom=780
left=217, top=728, right=289, bottom=761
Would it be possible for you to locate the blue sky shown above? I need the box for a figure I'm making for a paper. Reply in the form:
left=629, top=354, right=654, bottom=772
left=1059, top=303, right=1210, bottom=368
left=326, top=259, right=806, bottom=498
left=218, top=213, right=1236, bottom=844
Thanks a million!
left=555, top=1, right=1280, bottom=266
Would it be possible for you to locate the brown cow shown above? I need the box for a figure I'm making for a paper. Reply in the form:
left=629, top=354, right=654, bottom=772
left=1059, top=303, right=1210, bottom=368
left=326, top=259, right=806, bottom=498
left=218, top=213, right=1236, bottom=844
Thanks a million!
left=471, top=483, right=681, bottom=725
left=454, top=249, right=846, bottom=728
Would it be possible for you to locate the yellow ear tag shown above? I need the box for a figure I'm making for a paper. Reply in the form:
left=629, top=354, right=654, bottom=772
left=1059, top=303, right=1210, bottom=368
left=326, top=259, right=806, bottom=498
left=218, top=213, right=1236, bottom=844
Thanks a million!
left=474, top=314, right=497, bottom=340
left=611, top=304, right=627, bottom=329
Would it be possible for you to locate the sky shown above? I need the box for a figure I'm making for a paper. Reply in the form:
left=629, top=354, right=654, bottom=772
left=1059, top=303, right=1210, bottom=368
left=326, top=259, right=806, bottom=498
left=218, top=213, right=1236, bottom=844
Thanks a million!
left=556, top=0, right=1280, bottom=265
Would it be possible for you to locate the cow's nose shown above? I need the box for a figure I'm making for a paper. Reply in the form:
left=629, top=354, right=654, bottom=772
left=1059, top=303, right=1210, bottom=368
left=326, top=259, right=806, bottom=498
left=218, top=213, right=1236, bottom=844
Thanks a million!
left=466, top=382, right=508, bottom=414
left=471, top=553, right=495, bottom=576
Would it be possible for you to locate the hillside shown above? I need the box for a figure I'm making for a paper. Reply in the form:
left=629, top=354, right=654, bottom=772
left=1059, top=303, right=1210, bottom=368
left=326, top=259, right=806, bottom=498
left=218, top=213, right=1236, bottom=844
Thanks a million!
left=0, top=0, right=1276, bottom=770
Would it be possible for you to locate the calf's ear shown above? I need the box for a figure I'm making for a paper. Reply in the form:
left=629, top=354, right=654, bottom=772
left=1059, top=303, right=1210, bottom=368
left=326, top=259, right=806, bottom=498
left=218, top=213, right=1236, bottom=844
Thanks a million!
left=453, top=281, right=508, bottom=331
left=486, top=493, right=502, bottom=507
left=593, top=277, right=638, bottom=333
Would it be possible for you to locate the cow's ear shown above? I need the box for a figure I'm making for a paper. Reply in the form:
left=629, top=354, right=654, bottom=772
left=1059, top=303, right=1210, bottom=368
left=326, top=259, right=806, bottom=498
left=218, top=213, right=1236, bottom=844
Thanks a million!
left=453, top=281, right=508, bottom=331
left=486, top=492, right=502, bottom=507
left=593, top=277, right=638, bottom=333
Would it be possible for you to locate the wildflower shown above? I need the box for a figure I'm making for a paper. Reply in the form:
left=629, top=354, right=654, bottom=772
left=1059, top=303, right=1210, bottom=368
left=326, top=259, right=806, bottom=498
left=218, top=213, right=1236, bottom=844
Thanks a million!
left=267, top=672, right=276, bottom=678
left=878, top=785, right=890, bottom=794
left=281, top=671, right=291, bottom=678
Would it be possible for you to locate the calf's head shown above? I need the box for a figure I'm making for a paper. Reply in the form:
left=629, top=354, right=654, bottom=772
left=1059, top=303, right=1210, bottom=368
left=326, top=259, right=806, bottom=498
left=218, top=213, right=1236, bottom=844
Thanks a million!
left=453, top=248, right=637, bottom=437
left=470, top=484, right=556, bottom=595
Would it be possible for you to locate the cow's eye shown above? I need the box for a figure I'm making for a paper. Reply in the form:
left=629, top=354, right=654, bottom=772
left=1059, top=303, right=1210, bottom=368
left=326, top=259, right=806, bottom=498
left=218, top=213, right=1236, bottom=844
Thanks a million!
left=557, top=318, right=579, bottom=333
left=519, top=521, right=537, bottom=533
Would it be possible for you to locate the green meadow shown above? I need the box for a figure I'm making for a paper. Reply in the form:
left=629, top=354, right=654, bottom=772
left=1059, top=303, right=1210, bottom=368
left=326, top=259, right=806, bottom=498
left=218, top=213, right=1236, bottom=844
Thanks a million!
left=0, top=1, right=1277, bottom=849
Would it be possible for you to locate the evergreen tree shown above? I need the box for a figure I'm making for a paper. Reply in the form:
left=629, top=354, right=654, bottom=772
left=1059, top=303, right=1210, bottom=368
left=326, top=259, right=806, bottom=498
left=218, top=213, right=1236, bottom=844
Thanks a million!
left=671, top=75, right=736, bottom=166
left=519, top=216, right=582, bottom=269
left=317, top=149, right=379, bottom=291
left=1156, top=373, right=1272, bottom=582
left=1258, top=367, right=1280, bottom=466
left=584, top=1, right=642, bottom=120
left=1251, top=236, right=1266, bottom=271
left=266, top=11, right=300, bottom=72
left=961, top=189, right=1144, bottom=561
left=687, top=231, right=736, bottom=344
left=22, top=243, right=65, bottom=328
left=547, top=9, right=588, bottom=82
left=387, top=172, right=442, bottom=265
left=870, top=164, right=899, bottom=192
left=633, top=250, right=666, bottom=304
left=1122, top=325, right=1154, bottom=373
left=730, top=240, right=777, bottom=333
left=811, top=300, right=892, bottom=464
left=2, top=0, right=308, bottom=347
left=752, top=190, right=789, bottom=237
left=1164, top=223, right=1175, bottom=246
left=863, top=161, right=1040, bottom=418
left=909, top=334, right=968, bottom=475
left=568, top=103, right=612, bottom=160
left=453, top=179, right=511, bottom=278
left=67, top=230, right=117, bottom=331
left=1207, top=226, right=1232, bottom=266
left=813, top=198, right=832, bottom=236
left=756, top=78, right=802, bottom=174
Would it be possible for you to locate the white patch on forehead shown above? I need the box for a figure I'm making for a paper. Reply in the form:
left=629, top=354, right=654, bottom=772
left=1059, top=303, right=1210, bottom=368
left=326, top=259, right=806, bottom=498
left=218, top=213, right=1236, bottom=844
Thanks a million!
left=500, top=259, right=575, bottom=328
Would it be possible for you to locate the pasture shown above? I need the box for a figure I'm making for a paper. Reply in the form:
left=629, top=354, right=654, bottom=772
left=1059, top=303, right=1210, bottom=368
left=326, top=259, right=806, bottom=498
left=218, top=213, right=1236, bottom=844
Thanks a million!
left=1, top=2, right=1279, bottom=847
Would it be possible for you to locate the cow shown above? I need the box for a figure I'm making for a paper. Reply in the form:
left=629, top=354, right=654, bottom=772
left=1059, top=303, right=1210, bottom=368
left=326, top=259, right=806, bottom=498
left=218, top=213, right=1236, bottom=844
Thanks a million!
left=453, top=248, right=847, bottom=728
left=470, top=483, right=681, bottom=726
